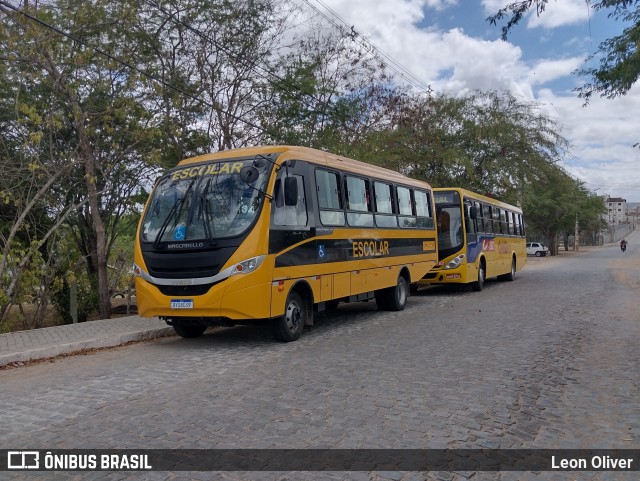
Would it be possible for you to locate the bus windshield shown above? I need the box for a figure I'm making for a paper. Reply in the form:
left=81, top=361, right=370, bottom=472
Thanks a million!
left=141, top=159, right=271, bottom=244
left=435, top=191, right=464, bottom=257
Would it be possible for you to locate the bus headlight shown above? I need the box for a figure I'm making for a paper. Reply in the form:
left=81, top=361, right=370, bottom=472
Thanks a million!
left=132, top=263, right=142, bottom=277
left=230, top=255, right=265, bottom=276
left=443, top=254, right=465, bottom=270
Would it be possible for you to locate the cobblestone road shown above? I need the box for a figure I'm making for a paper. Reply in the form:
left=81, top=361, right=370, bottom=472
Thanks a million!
left=1, top=243, right=639, bottom=481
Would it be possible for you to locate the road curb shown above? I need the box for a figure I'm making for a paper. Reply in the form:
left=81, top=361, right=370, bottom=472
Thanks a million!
left=0, top=326, right=175, bottom=367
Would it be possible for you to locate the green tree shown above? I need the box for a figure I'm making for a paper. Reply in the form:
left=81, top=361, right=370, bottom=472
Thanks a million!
left=260, top=25, right=393, bottom=150
left=1, top=0, right=158, bottom=319
left=347, top=90, right=568, bottom=203
left=560, top=188, right=607, bottom=250
left=521, top=166, right=604, bottom=255
left=488, top=1, right=640, bottom=103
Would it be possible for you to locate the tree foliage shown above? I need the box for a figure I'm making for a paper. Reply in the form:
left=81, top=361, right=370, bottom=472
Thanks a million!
left=488, top=0, right=640, bottom=102
left=521, top=165, right=606, bottom=255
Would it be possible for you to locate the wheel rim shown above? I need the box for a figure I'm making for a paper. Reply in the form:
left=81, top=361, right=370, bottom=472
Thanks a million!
left=285, top=300, right=302, bottom=333
left=397, top=279, right=407, bottom=305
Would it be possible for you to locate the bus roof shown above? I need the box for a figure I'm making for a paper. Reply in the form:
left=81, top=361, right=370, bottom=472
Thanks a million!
left=175, top=145, right=432, bottom=190
left=434, top=187, right=522, bottom=214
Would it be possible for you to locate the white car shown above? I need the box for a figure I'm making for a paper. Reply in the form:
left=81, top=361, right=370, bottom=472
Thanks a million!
left=526, top=242, right=549, bottom=257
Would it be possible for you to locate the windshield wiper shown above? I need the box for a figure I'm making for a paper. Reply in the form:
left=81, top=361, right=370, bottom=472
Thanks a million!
left=153, top=180, right=196, bottom=249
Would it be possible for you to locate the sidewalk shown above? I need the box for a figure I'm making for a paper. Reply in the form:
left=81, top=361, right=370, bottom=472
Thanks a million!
left=0, top=316, right=174, bottom=368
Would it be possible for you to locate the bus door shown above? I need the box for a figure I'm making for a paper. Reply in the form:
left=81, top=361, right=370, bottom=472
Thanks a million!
left=465, top=200, right=481, bottom=264
left=269, top=159, right=311, bottom=253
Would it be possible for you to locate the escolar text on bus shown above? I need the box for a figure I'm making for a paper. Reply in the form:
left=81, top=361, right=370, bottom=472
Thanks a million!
left=351, top=240, right=390, bottom=258
left=171, top=162, right=244, bottom=180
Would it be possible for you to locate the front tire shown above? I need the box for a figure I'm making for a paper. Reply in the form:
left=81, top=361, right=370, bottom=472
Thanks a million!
left=272, top=290, right=307, bottom=342
left=472, top=261, right=485, bottom=292
left=535, top=251, right=542, bottom=257
left=173, top=321, right=207, bottom=338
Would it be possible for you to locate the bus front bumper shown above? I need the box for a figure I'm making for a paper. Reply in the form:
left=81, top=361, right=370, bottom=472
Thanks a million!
left=419, top=264, right=475, bottom=285
left=134, top=276, right=273, bottom=322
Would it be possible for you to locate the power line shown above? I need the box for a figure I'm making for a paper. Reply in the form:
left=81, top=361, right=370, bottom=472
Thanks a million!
left=143, top=0, right=332, bottom=118
left=312, top=0, right=431, bottom=91
left=302, top=0, right=432, bottom=93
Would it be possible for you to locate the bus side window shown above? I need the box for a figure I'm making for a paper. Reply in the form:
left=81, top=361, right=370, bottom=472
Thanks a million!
left=415, top=190, right=434, bottom=229
left=518, top=214, right=525, bottom=236
left=374, top=181, right=397, bottom=228
left=345, top=175, right=374, bottom=227
left=493, top=207, right=502, bottom=234
left=273, top=174, right=307, bottom=226
left=397, top=186, right=417, bottom=228
left=483, top=204, right=493, bottom=233
left=316, top=169, right=345, bottom=226
left=474, top=201, right=483, bottom=232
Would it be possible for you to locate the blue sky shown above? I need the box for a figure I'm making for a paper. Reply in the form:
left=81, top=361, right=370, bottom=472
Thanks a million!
left=309, top=0, right=640, bottom=201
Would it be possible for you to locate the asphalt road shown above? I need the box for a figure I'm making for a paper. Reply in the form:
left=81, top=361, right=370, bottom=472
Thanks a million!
left=1, top=242, right=639, bottom=481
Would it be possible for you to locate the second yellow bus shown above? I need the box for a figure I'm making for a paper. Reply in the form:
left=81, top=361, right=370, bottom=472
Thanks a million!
left=420, top=188, right=526, bottom=291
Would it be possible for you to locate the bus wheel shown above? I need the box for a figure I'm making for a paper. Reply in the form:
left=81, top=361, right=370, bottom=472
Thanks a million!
left=376, top=274, right=408, bottom=311
left=472, top=261, right=485, bottom=292
left=173, top=321, right=207, bottom=338
left=499, top=258, right=516, bottom=282
left=272, top=290, right=306, bottom=342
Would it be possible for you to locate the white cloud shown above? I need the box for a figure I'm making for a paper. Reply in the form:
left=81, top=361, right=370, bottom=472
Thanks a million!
left=537, top=85, right=640, bottom=200
left=529, top=57, right=583, bottom=85
left=310, top=0, right=640, bottom=199
left=430, top=28, right=532, bottom=97
left=481, top=0, right=590, bottom=30
left=526, top=0, right=591, bottom=30
left=424, top=0, right=458, bottom=10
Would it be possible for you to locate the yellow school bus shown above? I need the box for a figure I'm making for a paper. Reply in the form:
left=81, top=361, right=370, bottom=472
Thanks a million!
left=420, top=188, right=526, bottom=290
left=134, top=146, right=438, bottom=341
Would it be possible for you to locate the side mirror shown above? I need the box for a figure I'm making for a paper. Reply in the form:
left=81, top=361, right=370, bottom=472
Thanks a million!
left=469, top=205, right=478, bottom=220
left=284, top=177, right=298, bottom=206
left=240, top=166, right=260, bottom=184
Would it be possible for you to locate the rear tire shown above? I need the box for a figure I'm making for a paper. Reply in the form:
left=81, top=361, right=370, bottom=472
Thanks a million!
left=272, top=290, right=307, bottom=342
left=498, top=258, right=516, bottom=282
left=173, top=321, right=207, bottom=338
left=376, top=274, right=409, bottom=311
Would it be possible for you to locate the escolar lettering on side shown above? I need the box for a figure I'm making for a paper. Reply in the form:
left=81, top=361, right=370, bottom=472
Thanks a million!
left=352, top=240, right=390, bottom=258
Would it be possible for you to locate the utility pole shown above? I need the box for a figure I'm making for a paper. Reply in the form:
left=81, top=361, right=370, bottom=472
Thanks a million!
left=574, top=214, right=579, bottom=251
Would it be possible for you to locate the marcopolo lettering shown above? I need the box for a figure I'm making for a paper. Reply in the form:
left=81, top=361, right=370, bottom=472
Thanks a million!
left=171, top=162, right=244, bottom=181
left=352, top=240, right=390, bottom=258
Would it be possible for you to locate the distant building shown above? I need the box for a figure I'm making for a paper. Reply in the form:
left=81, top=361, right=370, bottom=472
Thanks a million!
left=627, top=202, right=640, bottom=226
left=605, top=197, right=627, bottom=224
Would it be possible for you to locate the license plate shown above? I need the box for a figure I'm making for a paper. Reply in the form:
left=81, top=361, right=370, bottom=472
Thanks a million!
left=171, top=299, right=194, bottom=309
